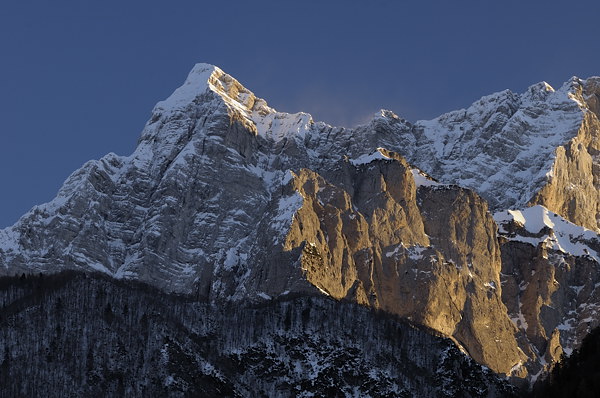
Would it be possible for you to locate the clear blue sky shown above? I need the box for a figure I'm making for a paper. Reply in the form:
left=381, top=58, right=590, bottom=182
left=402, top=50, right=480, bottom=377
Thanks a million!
left=1, top=0, right=599, bottom=227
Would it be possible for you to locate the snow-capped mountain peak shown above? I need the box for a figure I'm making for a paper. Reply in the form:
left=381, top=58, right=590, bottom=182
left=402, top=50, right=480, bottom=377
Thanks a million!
left=152, top=63, right=314, bottom=143
left=153, top=63, right=218, bottom=112
left=388, top=75, right=596, bottom=220
left=153, top=63, right=273, bottom=116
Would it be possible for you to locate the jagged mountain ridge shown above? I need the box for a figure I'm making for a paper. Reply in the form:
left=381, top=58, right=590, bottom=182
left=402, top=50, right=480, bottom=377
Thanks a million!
left=2, top=64, right=597, bottom=292
left=1, top=63, right=600, bottom=382
left=404, top=80, right=589, bottom=213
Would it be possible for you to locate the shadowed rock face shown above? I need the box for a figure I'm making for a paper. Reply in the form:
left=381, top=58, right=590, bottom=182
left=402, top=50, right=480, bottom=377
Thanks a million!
left=1, top=63, right=600, bottom=382
left=493, top=205, right=600, bottom=377
left=499, top=233, right=600, bottom=363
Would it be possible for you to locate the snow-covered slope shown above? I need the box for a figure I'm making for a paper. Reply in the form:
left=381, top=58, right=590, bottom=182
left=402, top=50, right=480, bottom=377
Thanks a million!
left=494, top=205, right=600, bottom=263
left=390, top=80, right=586, bottom=211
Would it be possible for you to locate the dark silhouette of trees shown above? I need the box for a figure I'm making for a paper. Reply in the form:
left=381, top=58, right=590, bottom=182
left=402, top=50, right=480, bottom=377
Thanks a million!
left=0, top=271, right=517, bottom=397
left=530, top=326, right=600, bottom=397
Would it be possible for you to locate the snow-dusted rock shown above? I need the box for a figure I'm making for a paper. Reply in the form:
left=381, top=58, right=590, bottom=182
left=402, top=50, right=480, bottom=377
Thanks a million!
left=386, top=77, right=600, bottom=231
left=495, top=205, right=600, bottom=372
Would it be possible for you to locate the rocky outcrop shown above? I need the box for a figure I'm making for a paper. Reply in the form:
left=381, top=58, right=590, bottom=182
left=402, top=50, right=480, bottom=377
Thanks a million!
left=279, top=151, right=527, bottom=376
left=528, top=78, right=600, bottom=231
left=417, top=185, right=526, bottom=375
left=496, top=209, right=600, bottom=372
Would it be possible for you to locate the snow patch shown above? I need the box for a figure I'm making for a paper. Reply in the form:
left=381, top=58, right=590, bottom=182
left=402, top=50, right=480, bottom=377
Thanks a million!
left=0, top=228, right=19, bottom=259
left=253, top=112, right=313, bottom=141
left=223, top=248, right=240, bottom=270
left=272, top=192, right=304, bottom=245
left=510, top=301, right=529, bottom=331
left=509, top=361, right=523, bottom=377
left=408, top=245, right=427, bottom=260
left=494, top=205, right=600, bottom=262
left=350, top=148, right=392, bottom=166
left=411, top=169, right=442, bottom=188
left=314, top=285, right=330, bottom=296
left=257, top=292, right=272, bottom=300
left=282, top=170, right=295, bottom=185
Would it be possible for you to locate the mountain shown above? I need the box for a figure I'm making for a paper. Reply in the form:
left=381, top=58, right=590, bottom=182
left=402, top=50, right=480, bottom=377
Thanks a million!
left=1, top=63, right=600, bottom=391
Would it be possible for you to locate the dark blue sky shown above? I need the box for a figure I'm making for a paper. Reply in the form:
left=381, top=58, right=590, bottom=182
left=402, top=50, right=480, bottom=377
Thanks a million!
left=1, top=0, right=599, bottom=227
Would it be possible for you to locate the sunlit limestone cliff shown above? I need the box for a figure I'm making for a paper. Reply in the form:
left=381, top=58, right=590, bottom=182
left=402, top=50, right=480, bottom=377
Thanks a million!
left=1, top=63, right=600, bottom=390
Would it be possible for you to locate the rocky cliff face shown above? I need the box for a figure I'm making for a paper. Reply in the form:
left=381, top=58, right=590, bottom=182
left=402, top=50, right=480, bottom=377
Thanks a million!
left=495, top=206, right=600, bottom=378
left=528, top=79, right=600, bottom=231
left=1, top=63, right=600, bottom=386
left=282, top=152, right=526, bottom=375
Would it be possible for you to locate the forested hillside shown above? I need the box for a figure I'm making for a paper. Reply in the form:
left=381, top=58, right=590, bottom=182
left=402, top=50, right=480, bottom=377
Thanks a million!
left=0, top=272, right=516, bottom=397
left=530, top=326, right=600, bottom=397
